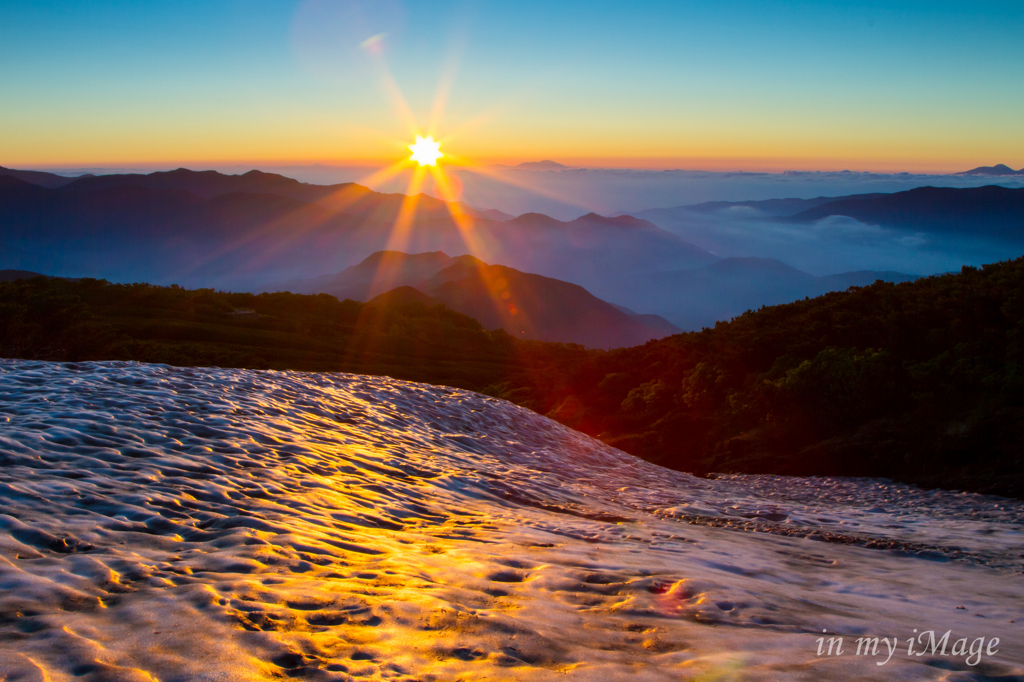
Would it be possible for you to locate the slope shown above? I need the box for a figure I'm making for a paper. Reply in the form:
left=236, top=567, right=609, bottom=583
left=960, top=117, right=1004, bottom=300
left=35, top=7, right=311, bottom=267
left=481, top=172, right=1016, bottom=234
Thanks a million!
left=0, top=165, right=93, bottom=188
left=272, top=250, right=681, bottom=348
left=419, top=258, right=679, bottom=348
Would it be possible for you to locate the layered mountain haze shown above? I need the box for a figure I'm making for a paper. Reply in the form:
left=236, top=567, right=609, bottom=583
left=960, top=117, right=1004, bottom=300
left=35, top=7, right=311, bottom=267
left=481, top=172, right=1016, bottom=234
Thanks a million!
left=274, top=250, right=680, bottom=348
left=627, top=185, right=1024, bottom=295
left=475, top=212, right=717, bottom=301
left=417, top=257, right=680, bottom=348
left=55, top=167, right=510, bottom=222
left=271, top=250, right=459, bottom=301
left=395, top=163, right=1024, bottom=221
left=3, top=165, right=1023, bottom=333
left=0, top=168, right=711, bottom=296
left=789, top=185, right=1024, bottom=240
left=636, top=185, right=1024, bottom=244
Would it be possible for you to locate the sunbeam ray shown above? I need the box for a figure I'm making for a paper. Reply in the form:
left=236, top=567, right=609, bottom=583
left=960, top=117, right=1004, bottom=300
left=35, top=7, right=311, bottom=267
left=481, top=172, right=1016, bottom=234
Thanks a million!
left=357, top=165, right=430, bottom=302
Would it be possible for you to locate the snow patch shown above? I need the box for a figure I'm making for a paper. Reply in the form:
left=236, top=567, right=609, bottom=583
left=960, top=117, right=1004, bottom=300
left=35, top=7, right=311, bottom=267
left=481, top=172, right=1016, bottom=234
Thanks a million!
left=0, top=360, right=1021, bottom=680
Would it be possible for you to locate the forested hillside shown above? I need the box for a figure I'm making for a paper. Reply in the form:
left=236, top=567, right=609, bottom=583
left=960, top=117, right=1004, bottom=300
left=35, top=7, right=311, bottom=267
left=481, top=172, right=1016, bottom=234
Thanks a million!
left=3, top=257, right=1022, bottom=496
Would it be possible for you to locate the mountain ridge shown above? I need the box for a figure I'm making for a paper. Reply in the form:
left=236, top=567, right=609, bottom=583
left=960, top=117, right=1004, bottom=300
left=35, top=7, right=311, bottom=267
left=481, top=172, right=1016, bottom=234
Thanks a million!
left=269, top=250, right=680, bottom=349
left=959, top=164, right=1024, bottom=176
left=56, top=167, right=502, bottom=222
left=0, top=167, right=717, bottom=296
left=790, top=185, right=1024, bottom=240
left=0, top=165, right=94, bottom=189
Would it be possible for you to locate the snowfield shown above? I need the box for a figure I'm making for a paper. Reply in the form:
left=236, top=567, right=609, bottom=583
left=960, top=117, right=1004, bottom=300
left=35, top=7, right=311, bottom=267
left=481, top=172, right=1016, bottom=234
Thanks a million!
left=0, top=360, right=1021, bottom=681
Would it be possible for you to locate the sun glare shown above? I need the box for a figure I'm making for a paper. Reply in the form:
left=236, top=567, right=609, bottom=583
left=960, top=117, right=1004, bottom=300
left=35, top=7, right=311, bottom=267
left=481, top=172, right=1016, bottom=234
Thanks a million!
left=409, top=135, right=444, bottom=166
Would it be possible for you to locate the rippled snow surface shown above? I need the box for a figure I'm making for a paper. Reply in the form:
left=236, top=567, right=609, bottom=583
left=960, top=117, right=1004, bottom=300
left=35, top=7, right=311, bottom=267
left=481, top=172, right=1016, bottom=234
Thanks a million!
left=0, top=360, right=1021, bottom=681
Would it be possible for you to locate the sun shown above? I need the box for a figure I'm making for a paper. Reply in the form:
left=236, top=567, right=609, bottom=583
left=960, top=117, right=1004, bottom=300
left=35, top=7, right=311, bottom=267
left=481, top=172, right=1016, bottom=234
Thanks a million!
left=408, top=135, right=444, bottom=166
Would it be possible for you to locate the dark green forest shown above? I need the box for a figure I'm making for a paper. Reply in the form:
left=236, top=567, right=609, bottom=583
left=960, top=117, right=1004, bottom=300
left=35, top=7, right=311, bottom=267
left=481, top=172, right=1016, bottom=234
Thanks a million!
left=2, top=258, right=1022, bottom=497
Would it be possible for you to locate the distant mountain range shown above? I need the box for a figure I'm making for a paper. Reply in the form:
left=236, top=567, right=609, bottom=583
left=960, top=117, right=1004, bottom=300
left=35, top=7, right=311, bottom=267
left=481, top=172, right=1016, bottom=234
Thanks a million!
left=789, top=185, right=1024, bottom=239
left=959, top=164, right=1024, bottom=176
left=0, top=165, right=94, bottom=189
left=643, top=184, right=1024, bottom=227
left=270, top=251, right=680, bottom=349
left=35, top=166, right=510, bottom=222
left=3, top=165, right=1020, bottom=331
left=272, top=250, right=456, bottom=301
left=633, top=185, right=1024, bottom=241
left=0, top=168, right=713, bottom=294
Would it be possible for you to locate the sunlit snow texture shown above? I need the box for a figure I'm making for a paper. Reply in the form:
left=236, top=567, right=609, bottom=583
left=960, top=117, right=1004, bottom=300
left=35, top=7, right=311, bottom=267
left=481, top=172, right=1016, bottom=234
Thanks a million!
left=0, top=360, right=1021, bottom=681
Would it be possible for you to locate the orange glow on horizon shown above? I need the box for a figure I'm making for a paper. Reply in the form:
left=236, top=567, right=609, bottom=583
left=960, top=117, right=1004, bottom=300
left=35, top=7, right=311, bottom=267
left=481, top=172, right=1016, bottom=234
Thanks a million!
left=10, top=152, right=1007, bottom=177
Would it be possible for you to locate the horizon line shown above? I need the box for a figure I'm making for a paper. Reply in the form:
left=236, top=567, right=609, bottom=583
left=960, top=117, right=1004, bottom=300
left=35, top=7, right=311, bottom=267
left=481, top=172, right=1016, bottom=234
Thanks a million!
left=7, top=159, right=1021, bottom=178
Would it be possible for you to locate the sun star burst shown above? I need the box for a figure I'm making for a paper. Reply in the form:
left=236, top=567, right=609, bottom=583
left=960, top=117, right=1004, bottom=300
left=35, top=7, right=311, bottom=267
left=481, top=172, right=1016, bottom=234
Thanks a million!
left=408, top=135, right=444, bottom=166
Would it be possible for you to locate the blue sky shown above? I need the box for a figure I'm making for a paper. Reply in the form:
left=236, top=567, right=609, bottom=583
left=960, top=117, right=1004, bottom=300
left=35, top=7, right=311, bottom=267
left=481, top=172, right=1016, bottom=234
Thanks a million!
left=1, top=1, right=1022, bottom=170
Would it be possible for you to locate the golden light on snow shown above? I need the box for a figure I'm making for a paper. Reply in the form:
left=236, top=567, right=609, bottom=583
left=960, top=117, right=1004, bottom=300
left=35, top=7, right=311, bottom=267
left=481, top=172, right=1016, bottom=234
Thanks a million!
left=3, top=361, right=1023, bottom=679
left=408, top=135, right=444, bottom=166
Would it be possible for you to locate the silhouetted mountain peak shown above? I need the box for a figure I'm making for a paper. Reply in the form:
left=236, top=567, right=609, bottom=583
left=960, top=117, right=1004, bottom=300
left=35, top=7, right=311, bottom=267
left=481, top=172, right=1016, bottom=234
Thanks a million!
left=508, top=212, right=566, bottom=228
left=959, top=164, right=1024, bottom=176
left=444, top=254, right=489, bottom=270
left=267, top=249, right=679, bottom=349
left=912, top=184, right=1015, bottom=198
left=514, top=160, right=567, bottom=170
left=789, top=185, right=1024, bottom=239
left=572, top=213, right=656, bottom=230
left=365, top=285, right=442, bottom=308
left=58, top=167, right=358, bottom=202
left=411, top=257, right=678, bottom=348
